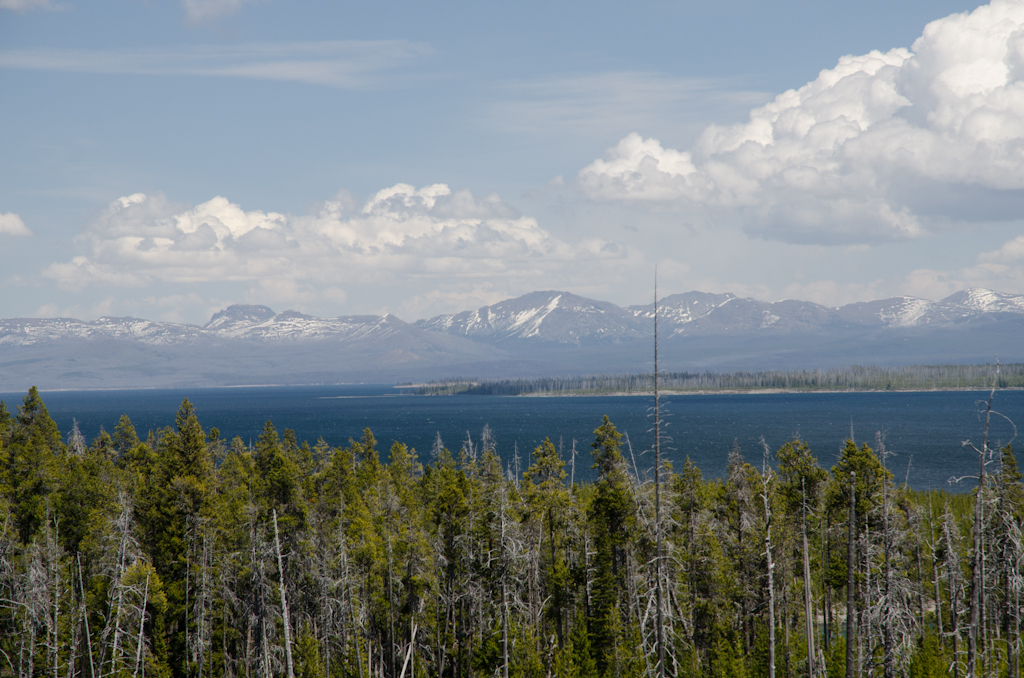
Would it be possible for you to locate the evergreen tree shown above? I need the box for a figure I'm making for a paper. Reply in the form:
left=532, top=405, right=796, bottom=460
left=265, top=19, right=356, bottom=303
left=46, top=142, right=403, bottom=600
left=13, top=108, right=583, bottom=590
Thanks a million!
left=587, top=416, right=635, bottom=675
left=8, top=386, right=64, bottom=543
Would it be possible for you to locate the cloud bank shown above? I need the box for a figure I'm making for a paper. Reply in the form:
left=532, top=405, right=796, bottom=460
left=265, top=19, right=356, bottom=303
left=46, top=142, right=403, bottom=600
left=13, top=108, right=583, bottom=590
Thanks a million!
left=579, top=0, right=1024, bottom=244
left=43, top=186, right=627, bottom=316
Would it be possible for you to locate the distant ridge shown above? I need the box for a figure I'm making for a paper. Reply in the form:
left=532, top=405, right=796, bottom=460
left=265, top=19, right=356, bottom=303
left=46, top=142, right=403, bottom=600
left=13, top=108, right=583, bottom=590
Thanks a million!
left=1, top=288, right=1023, bottom=389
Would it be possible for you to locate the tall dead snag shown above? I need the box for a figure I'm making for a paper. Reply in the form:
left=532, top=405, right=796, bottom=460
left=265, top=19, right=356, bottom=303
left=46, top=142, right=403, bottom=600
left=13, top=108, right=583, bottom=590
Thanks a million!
left=926, top=501, right=943, bottom=639
left=943, top=504, right=964, bottom=678
left=760, top=441, right=776, bottom=678
left=801, top=479, right=815, bottom=678
left=653, top=272, right=666, bottom=678
left=846, top=471, right=856, bottom=678
left=964, top=364, right=1000, bottom=678
left=272, top=510, right=295, bottom=678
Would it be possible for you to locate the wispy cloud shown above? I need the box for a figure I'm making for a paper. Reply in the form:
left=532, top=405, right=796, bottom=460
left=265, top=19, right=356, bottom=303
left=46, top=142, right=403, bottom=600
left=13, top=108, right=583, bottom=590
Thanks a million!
left=0, top=40, right=432, bottom=88
left=181, top=0, right=252, bottom=25
left=0, top=0, right=60, bottom=12
left=489, top=71, right=768, bottom=141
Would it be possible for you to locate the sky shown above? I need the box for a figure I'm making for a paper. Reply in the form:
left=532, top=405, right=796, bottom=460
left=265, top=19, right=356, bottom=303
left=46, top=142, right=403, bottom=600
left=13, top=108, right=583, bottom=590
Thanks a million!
left=3, top=0, right=1024, bottom=325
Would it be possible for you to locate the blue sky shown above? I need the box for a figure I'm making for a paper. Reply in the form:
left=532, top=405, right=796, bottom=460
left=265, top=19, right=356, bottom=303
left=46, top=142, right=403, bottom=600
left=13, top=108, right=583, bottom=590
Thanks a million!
left=3, top=0, right=1023, bottom=324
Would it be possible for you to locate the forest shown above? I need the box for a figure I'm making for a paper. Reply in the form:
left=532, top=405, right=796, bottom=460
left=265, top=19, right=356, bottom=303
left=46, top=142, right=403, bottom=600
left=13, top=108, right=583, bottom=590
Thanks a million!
left=0, top=385, right=1019, bottom=678
left=414, top=363, right=1024, bottom=396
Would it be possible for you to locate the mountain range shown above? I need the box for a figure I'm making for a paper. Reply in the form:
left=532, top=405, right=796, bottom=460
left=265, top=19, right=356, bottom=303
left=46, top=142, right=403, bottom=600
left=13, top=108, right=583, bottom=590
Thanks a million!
left=1, top=288, right=1022, bottom=390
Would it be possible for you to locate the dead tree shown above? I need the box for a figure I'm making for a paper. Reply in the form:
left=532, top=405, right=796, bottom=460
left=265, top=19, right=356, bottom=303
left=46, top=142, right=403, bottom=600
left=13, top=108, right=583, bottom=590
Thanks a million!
left=760, top=441, right=777, bottom=678
left=272, top=510, right=295, bottom=678
left=847, top=471, right=857, bottom=678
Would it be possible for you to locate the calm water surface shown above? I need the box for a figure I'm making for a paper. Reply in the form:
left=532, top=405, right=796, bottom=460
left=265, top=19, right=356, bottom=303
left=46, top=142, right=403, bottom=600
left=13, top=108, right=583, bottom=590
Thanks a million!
left=2, top=385, right=1021, bottom=490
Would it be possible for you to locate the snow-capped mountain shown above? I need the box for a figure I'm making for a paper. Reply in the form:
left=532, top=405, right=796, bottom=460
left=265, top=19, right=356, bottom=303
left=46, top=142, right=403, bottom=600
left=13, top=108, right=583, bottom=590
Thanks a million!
left=0, top=307, right=415, bottom=347
left=0, top=316, right=204, bottom=346
left=4, top=288, right=1023, bottom=349
left=836, top=289, right=1024, bottom=328
left=418, top=288, right=1024, bottom=343
left=628, top=291, right=736, bottom=329
left=631, top=294, right=846, bottom=337
left=415, top=291, right=647, bottom=342
left=204, top=305, right=410, bottom=342
left=2, top=288, right=1022, bottom=389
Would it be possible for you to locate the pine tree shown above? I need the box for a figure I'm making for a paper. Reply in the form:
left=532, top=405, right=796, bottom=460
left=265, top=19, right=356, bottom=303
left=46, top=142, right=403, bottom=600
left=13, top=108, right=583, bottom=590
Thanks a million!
left=587, top=416, right=635, bottom=675
left=8, top=386, right=65, bottom=544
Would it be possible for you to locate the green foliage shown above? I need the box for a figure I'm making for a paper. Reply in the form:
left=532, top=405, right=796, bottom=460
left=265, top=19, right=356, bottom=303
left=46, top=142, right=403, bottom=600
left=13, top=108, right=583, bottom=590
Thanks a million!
left=0, top=387, right=1013, bottom=678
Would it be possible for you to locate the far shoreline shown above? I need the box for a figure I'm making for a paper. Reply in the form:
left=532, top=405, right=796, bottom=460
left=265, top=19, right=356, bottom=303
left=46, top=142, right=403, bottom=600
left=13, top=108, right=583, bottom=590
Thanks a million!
left=410, top=386, right=1024, bottom=397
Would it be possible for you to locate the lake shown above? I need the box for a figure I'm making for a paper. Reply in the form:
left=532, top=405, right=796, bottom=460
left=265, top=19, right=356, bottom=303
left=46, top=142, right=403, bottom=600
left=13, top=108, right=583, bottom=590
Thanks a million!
left=2, top=385, right=1021, bottom=490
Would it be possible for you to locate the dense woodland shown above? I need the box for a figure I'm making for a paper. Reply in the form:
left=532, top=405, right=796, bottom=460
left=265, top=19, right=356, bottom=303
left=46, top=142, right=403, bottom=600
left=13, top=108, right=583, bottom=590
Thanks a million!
left=0, top=385, right=1020, bottom=678
left=415, top=363, right=1024, bottom=395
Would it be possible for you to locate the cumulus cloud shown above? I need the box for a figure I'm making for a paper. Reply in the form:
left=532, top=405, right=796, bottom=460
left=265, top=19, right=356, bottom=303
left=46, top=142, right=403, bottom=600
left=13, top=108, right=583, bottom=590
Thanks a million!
left=0, top=212, right=32, bottom=236
left=0, top=41, right=430, bottom=88
left=579, top=0, right=1024, bottom=244
left=43, top=185, right=628, bottom=315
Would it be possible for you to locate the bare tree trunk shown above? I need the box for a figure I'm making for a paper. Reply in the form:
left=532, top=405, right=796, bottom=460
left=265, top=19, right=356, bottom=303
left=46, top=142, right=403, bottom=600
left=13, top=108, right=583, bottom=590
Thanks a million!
left=802, top=480, right=815, bottom=678
left=947, top=513, right=961, bottom=678
left=846, top=471, right=856, bottom=678
left=761, top=447, right=776, bottom=678
left=51, top=521, right=60, bottom=678
left=78, top=555, right=96, bottom=678
left=881, top=449, right=894, bottom=678
left=929, top=502, right=944, bottom=638
left=1005, top=550, right=1016, bottom=678
left=132, top=572, right=149, bottom=678
left=916, top=542, right=925, bottom=635
left=653, top=274, right=666, bottom=678
left=968, top=370, right=998, bottom=678
left=500, top=481, right=509, bottom=678
left=272, top=510, right=295, bottom=678
left=386, top=528, right=395, bottom=678
left=823, top=519, right=830, bottom=654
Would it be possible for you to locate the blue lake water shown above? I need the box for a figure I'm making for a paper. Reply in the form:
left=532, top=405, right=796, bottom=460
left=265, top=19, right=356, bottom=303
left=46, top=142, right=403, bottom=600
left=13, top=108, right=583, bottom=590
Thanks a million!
left=2, top=385, right=1021, bottom=490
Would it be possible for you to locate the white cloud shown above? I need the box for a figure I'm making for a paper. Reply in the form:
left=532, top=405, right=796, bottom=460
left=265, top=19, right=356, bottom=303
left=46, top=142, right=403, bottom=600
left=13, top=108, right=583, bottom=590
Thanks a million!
left=0, top=40, right=430, bottom=88
left=902, top=234, right=1024, bottom=298
left=0, top=0, right=59, bottom=11
left=43, top=185, right=629, bottom=316
left=979, top=234, right=1024, bottom=263
left=579, top=0, right=1024, bottom=244
left=0, top=212, right=32, bottom=236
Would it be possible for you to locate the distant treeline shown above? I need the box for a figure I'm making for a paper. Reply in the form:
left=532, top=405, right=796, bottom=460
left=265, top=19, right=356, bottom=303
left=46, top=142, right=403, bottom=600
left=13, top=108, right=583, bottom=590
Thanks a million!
left=416, top=362, right=1024, bottom=395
